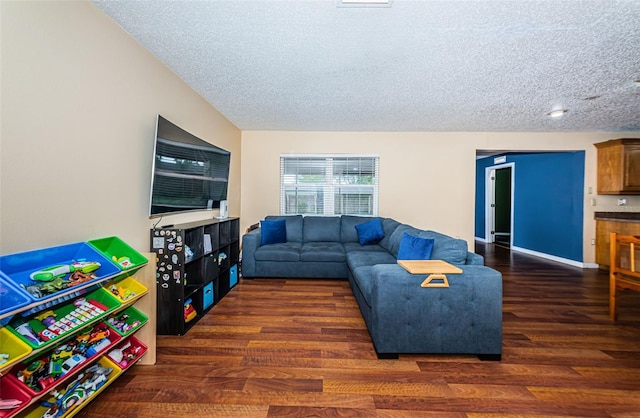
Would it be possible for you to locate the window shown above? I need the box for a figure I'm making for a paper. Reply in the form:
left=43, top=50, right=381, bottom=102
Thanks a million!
left=280, top=155, right=379, bottom=216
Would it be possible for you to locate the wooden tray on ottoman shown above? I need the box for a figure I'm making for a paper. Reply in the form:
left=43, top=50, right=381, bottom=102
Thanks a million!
left=397, top=260, right=462, bottom=288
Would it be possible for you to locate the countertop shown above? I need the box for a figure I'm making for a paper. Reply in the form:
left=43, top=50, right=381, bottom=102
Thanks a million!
left=594, top=212, right=640, bottom=221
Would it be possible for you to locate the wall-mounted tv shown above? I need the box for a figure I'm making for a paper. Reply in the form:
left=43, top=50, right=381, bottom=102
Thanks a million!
left=149, top=115, right=230, bottom=218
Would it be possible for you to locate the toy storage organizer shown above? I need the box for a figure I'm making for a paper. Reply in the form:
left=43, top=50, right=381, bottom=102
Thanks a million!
left=0, top=237, right=155, bottom=418
left=151, top=217, right=240, bottom=335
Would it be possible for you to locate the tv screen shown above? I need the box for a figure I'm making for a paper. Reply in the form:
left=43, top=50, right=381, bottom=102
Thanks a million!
left=149, top=115, right=230, bottom=218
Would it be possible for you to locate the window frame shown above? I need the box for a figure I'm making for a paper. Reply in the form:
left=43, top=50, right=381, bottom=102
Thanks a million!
left=280, top=154, right=380, bottom=216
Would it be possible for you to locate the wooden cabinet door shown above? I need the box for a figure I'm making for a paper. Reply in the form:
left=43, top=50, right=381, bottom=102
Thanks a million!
left=595, top=139, right=640, bottom=194
left=623, top=145, right=640, bottom=191
left=596, top=143, right=622, bottom=194
left=596, top=220, right=640, bottom=267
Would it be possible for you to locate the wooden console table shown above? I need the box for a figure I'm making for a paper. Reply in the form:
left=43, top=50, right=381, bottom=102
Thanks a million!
left=397, top=260, right=462, bottom=288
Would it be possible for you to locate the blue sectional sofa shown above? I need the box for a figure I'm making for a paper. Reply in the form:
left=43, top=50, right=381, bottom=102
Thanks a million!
left=242, top=215, right=502, bottom=360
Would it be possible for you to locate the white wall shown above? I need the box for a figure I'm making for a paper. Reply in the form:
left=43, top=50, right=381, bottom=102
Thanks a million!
left=241, top=131, right=640, bottom=265
left=1, top=1, right=241, bottom=254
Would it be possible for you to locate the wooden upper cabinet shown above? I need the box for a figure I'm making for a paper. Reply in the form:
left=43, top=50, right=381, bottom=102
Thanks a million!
left=595, top=138, right=640, bottom=194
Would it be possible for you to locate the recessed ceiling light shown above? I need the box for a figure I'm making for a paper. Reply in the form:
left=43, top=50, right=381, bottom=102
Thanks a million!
left=547, top=109, right=568, bottom=118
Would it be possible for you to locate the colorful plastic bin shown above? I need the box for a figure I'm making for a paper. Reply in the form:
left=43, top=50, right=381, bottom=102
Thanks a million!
left=8, top=321, right=122, bottom=397
left=105, top=305, right=148, bottom=338
left=106, top=336, right=148, bottom=370
left=0, top=375, right=32, bottom=418
left=104, top=276, right=148, bottom=307
left=0, top=242, right=121, bottom=304
left=0, top=276, right=32, bottom=326
left=21, top=355, right=122, bottom=418
left=88, top=236, right=148, bottom=272
left=0, top=326, right=32, bottom=373
left=7, top=287, right=122, bottom=350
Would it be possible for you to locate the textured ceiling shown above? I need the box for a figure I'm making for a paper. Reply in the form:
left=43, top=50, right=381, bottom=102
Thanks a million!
left=93, top=0, right=640, bottom=132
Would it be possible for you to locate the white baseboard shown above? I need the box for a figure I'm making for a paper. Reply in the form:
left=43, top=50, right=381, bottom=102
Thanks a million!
left=474, top=237, right=490, bottom=243
left=511, top=245, right=599, bottom=269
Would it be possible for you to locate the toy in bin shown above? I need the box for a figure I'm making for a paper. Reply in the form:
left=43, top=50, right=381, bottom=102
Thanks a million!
left=40, top=362, right=113, bottom=418
left=184, top=299, right=197, bottom=322
left=109, top=284, right=136, bottom=301
left=107, top=312, right=141, bottom=335
left=23, top=260, right=102, bottom=298
left=30, top=261, right=101, bottom=282
left=14, top=322, right=113, bottom=393
left=107, top=341, right=144, bottom=368
left=112, top=255, right=133, bottom=269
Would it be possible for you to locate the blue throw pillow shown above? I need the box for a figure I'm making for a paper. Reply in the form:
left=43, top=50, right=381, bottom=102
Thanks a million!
left=260, top=219, right=287, bottom=245
left=397, top=233, right=434, bottom=260
left=354, top=218, right=385, bottom=245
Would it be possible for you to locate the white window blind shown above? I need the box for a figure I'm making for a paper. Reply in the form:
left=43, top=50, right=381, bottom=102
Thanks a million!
left=280, top=155, right=379, bottom=216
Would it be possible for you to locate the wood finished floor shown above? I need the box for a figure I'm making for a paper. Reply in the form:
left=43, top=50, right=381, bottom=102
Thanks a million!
left=79, top=243, right=640, bottom=418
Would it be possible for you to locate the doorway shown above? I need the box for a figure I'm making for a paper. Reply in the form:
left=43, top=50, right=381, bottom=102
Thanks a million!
left=485, top=163, right=514, bottom=247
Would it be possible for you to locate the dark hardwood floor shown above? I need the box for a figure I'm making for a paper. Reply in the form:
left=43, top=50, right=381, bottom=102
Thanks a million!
left=79, top=242, right=640, bottom=417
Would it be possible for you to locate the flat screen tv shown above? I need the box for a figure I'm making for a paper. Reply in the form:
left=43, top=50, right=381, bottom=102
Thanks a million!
left=149, top=115, right=230, bottom=218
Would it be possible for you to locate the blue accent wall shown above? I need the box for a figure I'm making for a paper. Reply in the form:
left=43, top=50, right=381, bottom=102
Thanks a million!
left=475, top=151, right=585, bottom=262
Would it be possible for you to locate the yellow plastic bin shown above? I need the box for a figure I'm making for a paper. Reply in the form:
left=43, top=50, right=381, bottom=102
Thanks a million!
left=103, top=276, right=148, bottom=307
left=0, top=326, right=32, bottom=373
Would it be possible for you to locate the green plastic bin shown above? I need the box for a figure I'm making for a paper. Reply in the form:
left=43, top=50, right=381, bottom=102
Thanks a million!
left=105, top=305, right=148, bottom=338
left=7, top=287, right=121, bottom=350
left=88, top=237, right=148, bottom=272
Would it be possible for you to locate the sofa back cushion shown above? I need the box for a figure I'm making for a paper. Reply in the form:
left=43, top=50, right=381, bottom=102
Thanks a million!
left=378, top=218, right=401, bottom=251
left=340, top=215, right=370, bottom=243
left=388, top=224, right=416, bottom=257
left=420, top=230, right=468, bottom=265
left=388, top=225, right=468, bottom=265
left=265, top=215, right=303, bottom=242
left=303, top=216, right=341, bottom=242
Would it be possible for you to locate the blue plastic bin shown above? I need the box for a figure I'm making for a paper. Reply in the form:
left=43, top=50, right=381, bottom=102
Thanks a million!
left=203, top=281, right=215, bottom=310
left=0, top=276, right=32, bottom=326
left=0, top=242, right=121, bottom=304
left=229, top=264, right=238, bottom=288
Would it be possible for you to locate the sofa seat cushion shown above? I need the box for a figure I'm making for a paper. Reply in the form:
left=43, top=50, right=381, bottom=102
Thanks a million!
left=346, top=250, right=396, bottom=270
left=255, top=242, right=301, bottom=262
left=343, top=242, right=387, bottom=253
left=301, top=242, right=345, bottom=262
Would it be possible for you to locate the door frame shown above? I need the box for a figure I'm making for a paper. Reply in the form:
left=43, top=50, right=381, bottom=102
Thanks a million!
left=485, top=162, right=515, bottom=245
